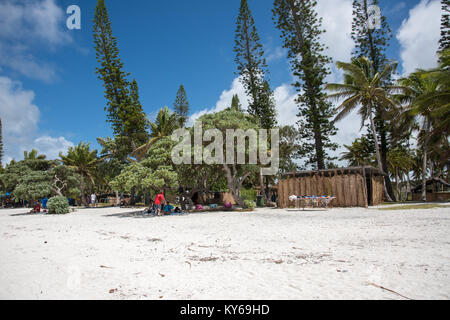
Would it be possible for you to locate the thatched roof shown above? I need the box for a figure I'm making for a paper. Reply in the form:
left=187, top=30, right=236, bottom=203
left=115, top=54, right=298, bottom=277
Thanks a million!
left=281, top=166, right=383, bottom=179
left=412, top=178, right=450, bottom=193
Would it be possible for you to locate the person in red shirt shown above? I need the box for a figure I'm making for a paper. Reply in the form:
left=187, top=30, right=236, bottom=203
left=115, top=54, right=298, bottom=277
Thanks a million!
left=154, top=191, right=165, bottom=216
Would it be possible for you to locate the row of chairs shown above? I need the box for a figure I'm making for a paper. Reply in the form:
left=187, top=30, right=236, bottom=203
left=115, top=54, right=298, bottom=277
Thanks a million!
left=289, top=195, right=336, bottom=210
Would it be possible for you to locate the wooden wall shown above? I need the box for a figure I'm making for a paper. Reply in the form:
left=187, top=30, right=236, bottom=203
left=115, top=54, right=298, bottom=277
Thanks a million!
left=371, top=176, right=384, bottom=205
left=278, top=172, right=383, bottom=208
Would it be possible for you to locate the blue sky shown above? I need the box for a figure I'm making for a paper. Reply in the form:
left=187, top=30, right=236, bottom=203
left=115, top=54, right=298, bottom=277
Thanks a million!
left=0, top=0, right=443, bottom=164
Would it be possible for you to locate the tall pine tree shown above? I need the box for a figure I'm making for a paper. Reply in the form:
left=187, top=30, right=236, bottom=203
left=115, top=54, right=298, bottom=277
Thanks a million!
left=273, top=0, right=338, bottom=170
left=234, top=0, right=277, bottom=204
left=93, top=0, right=148, bottom=154
left=231, top=94, right=243, bottom=112
left=0, top=117, right=3, bottom=166
left=234, top=0, right=277, bottom=129
left=173, top=85, right=190, bottom=127
left=351, top=0, right=396, bottom=200
left=439, top=0, right=450, bottom=53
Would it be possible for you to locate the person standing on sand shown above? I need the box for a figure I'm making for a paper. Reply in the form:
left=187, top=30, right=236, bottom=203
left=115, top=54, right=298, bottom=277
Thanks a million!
left=154, top=191, right=165, bottom=216
left=91, top=193, right=97, bottom=208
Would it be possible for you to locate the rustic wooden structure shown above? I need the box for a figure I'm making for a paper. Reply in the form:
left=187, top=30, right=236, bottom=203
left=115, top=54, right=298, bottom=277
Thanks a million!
left=411, top=178, right=450, bottom=202
left=278, top=166, right=384, bottom=208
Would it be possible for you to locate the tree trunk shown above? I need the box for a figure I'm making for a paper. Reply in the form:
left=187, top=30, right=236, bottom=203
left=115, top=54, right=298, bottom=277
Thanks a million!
left=222, top=164, right=248, bottom=207
left=130, top=186, right=136, bottom=206
left=395, top=168, right=400, bottom=201
left=115, top=191, right=119, bottom=206
left=422, top=120, right=431, bottom=202
left=259, top=167, right=268, bottom=206
left=80, top=175, right=86, bottom=206
left=369, top=110, right=393, bottom=202
left=406, top=173, right=412, bottom=201
left=362, top=165, right=368, bottom=208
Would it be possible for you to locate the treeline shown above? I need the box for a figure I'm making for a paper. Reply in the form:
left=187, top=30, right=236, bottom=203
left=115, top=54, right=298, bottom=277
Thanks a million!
left=0, top=0, right=448, bottom=206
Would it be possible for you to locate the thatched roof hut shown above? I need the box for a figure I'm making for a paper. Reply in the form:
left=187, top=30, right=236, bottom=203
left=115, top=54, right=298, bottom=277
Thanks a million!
left=278, top=166, right=384, bottom=208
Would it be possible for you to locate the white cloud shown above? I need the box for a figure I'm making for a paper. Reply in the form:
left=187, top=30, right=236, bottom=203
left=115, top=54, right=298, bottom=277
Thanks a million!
left=33, top=136, right=74, bottom=160
left=0, top=0, right=70, bottom=44
left=0, top=76, right=73, bottom=163
left=266, top=46, right=286, bottom=63
left=187, top=77, right=248, bottom=126
left=397, top=0, right=441, bottom=75
left=316, top=0, right=354, bottom=64
left=0, top=0, right=71, bottom=81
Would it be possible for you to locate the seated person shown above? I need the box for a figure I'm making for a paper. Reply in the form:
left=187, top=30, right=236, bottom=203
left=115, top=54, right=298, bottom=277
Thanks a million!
left=30, top=200, right=41, bottom=213
left=163, top=202, right=174, bottom=214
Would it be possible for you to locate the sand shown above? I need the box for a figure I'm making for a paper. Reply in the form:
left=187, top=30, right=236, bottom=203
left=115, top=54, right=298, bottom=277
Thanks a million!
left=0, top=205, right=449, bottom=300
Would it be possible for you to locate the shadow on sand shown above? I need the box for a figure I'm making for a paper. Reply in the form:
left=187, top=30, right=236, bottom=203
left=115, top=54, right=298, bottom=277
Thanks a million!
left=9, top=212, right=44, bottom=217
left=286, top=209, right=328, bottom=212
left=103, top=210, right=191, bottom=219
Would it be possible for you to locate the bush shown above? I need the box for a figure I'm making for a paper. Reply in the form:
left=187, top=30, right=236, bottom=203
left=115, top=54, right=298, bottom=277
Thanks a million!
left=241, top=188, right=257, bottom=201
left=47, top=196, right=70, bottom=214
left=243, top=200, right=256, bottom=209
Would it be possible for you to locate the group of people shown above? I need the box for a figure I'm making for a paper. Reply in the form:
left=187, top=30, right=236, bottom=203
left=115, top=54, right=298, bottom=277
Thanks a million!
left=146, top=191, right=182, bottom=216
left=29, top=197, right=48, bottom=213
left=86, top=193, right=98, bottom=207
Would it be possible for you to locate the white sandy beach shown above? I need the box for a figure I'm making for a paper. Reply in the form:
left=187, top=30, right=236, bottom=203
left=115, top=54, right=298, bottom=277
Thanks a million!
left=0, top=205, right=449, bottom=300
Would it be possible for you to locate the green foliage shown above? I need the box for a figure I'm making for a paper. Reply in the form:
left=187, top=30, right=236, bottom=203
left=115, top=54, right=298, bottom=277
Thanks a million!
left=0, top=156, right=79, bottom=203
left=174, top=85, right=190, bottom=127
left=14, top=170, right=53, bottom=202
left=234, top=0, right=277, bottom=129
left=243, top=199, right=256, bottom=209
left=47, top=196, right=70, bottom=214
left=111, top=137, right=178, bottom=194
left=0, top=117, right=3, bottom=166
left=231, top=94, right=243, bottom=112
left=351, top=0, right=392, bottom=73
left=60, top=142, right=99, bottom=204
left=351, top=0, right=395, bottom=199
left=340, top=137, right=375, bottom=167
left=241, top=188, right=257, bottom=201
left=23, top=149, right=46, bottom=160
left=199, top=108, right=260, bottom=206
left=132, top=106, right=179, bottom=161
left=93, top=0, right=148, bottom=153
left=273, top=0, right=337, bottom=169
left=279, top=125, right=301, bottom=173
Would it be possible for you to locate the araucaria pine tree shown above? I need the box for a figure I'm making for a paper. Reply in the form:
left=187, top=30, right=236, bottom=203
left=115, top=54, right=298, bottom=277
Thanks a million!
left=234, top=0, right=277, bottom=130
left=173, top=85, right=190, bottom=127
left=351, top=0, right=396, bottom=200
left=93, top=0, right=148, bottom=154
left=231, top=94, right=243, bottom=112
left=439, top=0, right=450, bottom=53
left=0, top=117, right=3, bottom=165
left=273, top=0, right=338, bottom=170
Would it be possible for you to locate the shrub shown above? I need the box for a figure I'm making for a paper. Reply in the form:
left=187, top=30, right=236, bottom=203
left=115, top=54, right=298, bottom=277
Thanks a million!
left=47, top=196, right=70, bottom=214
left=243, top=200, right=256, bottom=209
left=241, top=188, right=257, bottom=201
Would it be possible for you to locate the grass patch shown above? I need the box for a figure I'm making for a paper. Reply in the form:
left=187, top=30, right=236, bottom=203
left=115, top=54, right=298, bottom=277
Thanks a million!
left=378, top=204, right=449, bottom=210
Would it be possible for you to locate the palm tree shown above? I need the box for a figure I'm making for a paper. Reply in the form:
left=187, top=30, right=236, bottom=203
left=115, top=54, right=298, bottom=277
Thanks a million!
left=326, top=57, right=399, bottom=202
left=395, top=72, right=442, bottom=201
left=24, top=149, right=46, bottom=160
left=131, top=106, right=179, bottom=161
left=419, top=49, right=450, bottom=141
left=60, top=142, right=98, bottom=205
left=340, top=137, right=375, bottom=167
left=386, top=147, right=414, bottom=201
